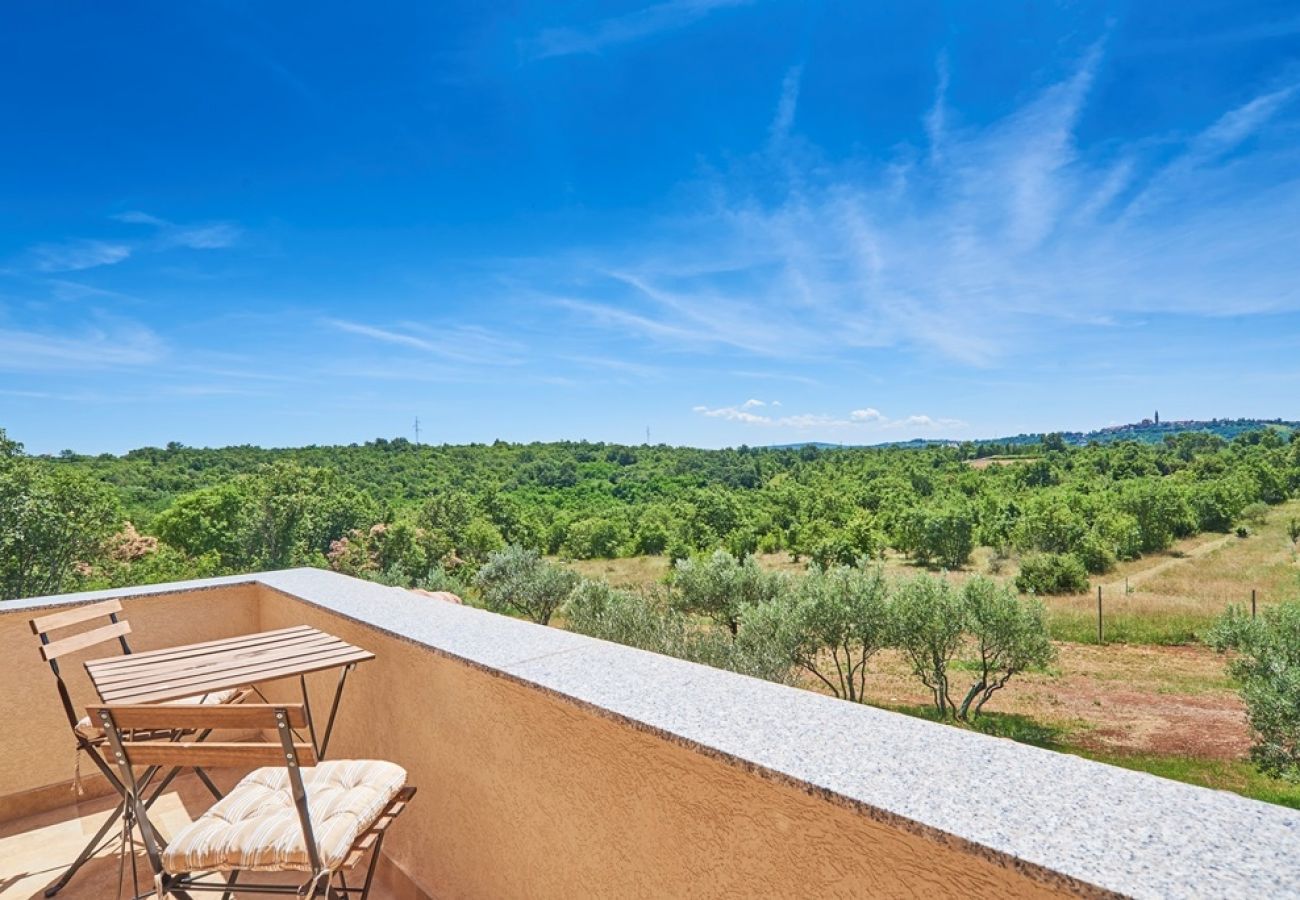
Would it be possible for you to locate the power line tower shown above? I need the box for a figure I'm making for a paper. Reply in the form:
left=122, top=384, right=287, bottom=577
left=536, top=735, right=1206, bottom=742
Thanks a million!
left=414, top=417, right=421, bottom=445
left=645, top=426, right=651, bottom=445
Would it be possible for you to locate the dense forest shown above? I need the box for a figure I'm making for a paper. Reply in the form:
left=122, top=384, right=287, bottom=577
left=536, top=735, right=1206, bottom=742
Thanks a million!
left=3, top=424, right=1299, bottom=601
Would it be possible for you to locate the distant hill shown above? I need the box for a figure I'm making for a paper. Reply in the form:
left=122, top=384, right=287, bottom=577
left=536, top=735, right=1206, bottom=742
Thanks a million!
left=991, top=418, right=1299, bottom=447
left=768, top=418, right=1299, bottom=451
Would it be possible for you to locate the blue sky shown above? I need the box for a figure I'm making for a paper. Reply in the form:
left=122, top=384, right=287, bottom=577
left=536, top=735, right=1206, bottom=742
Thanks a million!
left=3, top=1, right=1300, bottom=454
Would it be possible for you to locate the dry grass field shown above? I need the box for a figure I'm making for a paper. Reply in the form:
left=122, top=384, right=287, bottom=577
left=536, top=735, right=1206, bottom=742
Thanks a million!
left=569, top=501, right=1300, bottom=647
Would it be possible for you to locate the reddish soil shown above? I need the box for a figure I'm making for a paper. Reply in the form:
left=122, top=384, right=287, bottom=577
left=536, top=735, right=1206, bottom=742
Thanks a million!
left=802, top=643, right=1251, bottom=760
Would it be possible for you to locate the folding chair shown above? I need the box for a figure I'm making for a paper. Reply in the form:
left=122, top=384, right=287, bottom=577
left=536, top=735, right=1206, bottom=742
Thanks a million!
left=31, top=599, right=250, bottom=897
left=90, top=703, right=416, bottom=900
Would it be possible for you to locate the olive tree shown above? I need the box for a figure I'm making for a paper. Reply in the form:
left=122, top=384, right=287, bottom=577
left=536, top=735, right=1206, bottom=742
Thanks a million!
left=955, top=577, right=1055, bottom=720
left=741, top=565, right=891, bottom=702
left=893, top=574, right=1054, bottom=720
left=1208, top=601, right=1300, bottom=781
left=566, top=579, right=791, bottom=683
left=671, top=550, right=785, bottom=635
left=475, top=544, right=578, bottom=625
left=891, top=575, right=966, bottom=716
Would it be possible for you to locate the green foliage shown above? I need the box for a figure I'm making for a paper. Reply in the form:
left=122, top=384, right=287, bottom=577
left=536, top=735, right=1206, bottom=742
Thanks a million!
left=153, top=463, right=377, bottom=572
left=892, top=575, right=966, bottom=716
left=475, top=544, right=578, bottom=625
left=670, top=550, right=786, bottom=634
left=563, top=579, right=792, bottom=683
left=891, top=574, right=1054, bottom=719
left=1015, top=552, right=1090, bottom=595
left=1240, top=501, right=1270, bottom=528
left=153, top=483, right=251, bottom=567
left=562, top=516, right=627, bottom=559
left=1, top=433, right=121, bottom=600
left=1208, top=602, right=1300, bottom=782
left=4, top=424, right=1298, bottom=607
left=896, top=504, right=975, bottom=568
left=955, top=578, right=1055, bottom=719
left=741, top=565, right=890, bottom=702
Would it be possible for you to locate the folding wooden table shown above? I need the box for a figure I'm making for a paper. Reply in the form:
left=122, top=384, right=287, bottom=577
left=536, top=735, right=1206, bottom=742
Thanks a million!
left=85, top=624, right=375, bottom=760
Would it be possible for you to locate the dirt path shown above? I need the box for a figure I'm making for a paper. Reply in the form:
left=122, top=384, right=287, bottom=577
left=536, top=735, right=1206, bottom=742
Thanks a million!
left=1099, top=533, right=1236, bottom=594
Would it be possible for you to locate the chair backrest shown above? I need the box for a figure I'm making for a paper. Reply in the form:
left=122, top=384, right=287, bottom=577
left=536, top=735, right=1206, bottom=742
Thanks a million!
left=86, top=704, right=317, bottom=768
left=30, top=600, right=134, bottom=733
left=89, top=703, right=323, bottom=874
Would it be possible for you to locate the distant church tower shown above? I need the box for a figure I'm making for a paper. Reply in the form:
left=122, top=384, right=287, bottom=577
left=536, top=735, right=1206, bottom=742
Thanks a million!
left=1154, top=410, right=1159, bottom=425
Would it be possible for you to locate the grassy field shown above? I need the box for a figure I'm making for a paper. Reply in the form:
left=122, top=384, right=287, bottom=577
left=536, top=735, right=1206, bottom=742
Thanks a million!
left=568, top=498, right=1300, bottom=647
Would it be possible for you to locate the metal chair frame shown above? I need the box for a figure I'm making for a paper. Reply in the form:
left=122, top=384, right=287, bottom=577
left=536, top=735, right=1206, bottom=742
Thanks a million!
left=92, top=703, right=414, bottom=900
left=30, top=600, right=233, bottom=897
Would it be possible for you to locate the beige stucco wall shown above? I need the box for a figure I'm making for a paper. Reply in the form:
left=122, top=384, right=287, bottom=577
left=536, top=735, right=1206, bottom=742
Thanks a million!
left=258, top=588, right=1070, bottom=899
left=0, top=585, right=261, bottom=820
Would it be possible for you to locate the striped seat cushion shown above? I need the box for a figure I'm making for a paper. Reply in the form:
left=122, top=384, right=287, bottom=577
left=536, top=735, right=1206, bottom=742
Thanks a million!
left=161, top=760, right=407, bottom=874
left=74, top=688, right=242, bottom=740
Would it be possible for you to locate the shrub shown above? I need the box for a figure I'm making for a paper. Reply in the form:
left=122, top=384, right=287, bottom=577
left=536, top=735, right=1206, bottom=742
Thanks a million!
left=475, top=545, right=578, bottom=625
left=895, top=505, right=975, bottom=569
left=1240, top=501, right=1269, bottom=529
left=562, top=516, right=627, bottom=559
left=1075, top=531, right=1116, bottom=575
left=741, top=565, right=890, bottom=702
left=671, top=550, right=786, bottom=635
left=565, top=580, right=792, bottom=684
left=1015, top=552, right=1089, bottom=595
left=1208, top=601, right=1300, bottom=781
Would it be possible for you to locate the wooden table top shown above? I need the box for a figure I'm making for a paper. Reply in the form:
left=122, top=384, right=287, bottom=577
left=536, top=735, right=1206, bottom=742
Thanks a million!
left=84, top=625, right=374, bottom=705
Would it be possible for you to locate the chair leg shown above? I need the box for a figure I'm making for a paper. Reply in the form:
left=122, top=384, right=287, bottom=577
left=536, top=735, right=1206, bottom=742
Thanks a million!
left=193, top=766, right=224, bottom=800
left=358, top=831, right=388, bottom=900
left=42, top=798, right=127, bottom=897
left=219, top=869, right=239, bottom=900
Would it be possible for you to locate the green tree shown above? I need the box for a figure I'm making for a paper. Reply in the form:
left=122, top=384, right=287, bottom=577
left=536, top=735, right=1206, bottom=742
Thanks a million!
left=892, top=575, right=966, bottom=716
left=1208, top=602, right=1300, bottom=781
left=1015, top=552, right=1090, bottom=595
left=741, top=565, right=890, bottom=702
left=671, top=550, right=785, bottom=635
left=955, top=578, right=1055, bottom=720
left=475, top=544, right=578, bottom=625
left=562, top=516, right=627, bottom=559
left=565, top=579, right=792, bottom=683
left=153, top=482, right=251, bottom=567
left=1, top=437, right=121, bottom=600
left=896, top=505, right=975, bottom=569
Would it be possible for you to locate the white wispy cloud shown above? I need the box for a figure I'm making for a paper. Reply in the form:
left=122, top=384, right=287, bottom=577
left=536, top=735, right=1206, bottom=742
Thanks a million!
left=546, top=42, right=1300, bottom=366
left=524, top=0, right=750, bottom=59
left=0, top=321, right=164, bottom=372
left=693, top=403, right=964, bottom=431
left=28, top=212, right=240, bottom=273
left=563, top=355, right=665, bottom=379
left=325, top=318, right=526, bottom=366
left=769, top=65, right=802, bottom=145
left=32, top=240, right=133, bottom=272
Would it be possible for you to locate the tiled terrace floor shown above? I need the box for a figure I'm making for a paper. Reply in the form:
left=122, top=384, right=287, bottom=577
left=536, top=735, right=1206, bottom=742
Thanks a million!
left=0, top=773, right=404, bottom=899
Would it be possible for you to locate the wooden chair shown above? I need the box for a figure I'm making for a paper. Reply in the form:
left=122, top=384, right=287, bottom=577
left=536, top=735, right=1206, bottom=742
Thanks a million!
left=31, top=600, right=250, bottom=897
left=89, top=703, right=415, bottom=900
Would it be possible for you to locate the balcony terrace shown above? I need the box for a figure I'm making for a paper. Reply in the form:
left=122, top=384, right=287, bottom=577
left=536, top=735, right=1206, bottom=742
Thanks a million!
left=1, top=569, right=1297, bottom=898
